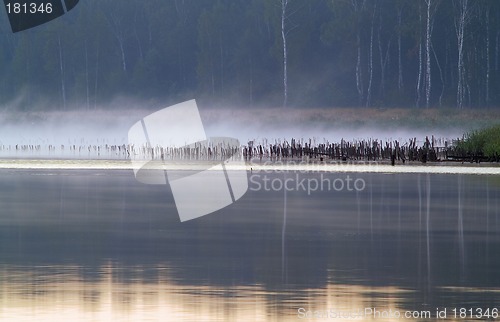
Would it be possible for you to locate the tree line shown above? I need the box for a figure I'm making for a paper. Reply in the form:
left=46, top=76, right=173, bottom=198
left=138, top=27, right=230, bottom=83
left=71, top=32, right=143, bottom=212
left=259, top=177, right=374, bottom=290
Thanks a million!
left=0, top=0, right=499, bottom=110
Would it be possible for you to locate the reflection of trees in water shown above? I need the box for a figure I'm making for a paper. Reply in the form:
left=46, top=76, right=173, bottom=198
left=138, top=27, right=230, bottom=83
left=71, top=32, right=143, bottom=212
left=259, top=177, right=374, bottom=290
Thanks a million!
left=0, top=172, right=499, bottom=306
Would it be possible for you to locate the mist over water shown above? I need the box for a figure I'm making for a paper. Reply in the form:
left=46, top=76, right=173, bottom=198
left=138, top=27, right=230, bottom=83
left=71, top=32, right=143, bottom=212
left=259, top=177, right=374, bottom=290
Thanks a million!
left=0, top=104, right=498, bottom=321
left=203, top=112, right=464, bottom=146
left=0, top=109, right=139, bottom=147
left=0, top=105, right=466, bottom=158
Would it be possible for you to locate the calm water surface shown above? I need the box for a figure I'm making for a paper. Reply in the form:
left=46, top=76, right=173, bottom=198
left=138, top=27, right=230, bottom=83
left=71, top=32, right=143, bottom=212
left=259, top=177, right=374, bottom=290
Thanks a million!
left=0, top=168, right=499, bottom=321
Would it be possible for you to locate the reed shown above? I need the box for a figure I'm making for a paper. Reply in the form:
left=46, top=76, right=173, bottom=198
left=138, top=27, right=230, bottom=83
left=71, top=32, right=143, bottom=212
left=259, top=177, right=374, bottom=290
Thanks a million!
left=454, top=124, right=500, bottom=160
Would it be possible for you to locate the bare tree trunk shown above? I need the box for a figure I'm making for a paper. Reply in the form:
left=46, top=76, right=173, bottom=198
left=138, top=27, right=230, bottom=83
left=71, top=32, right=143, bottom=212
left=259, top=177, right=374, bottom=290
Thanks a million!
left=366, top=3, right=375, bottom=107
left=416, top=43, right=423, bottom=107
left=85, top=39, right=89, bottom=110
left=377, top=14, right=383, bottom=95
left=431, top=43, right=444, bottom=106
left=118, top=40, right=126, bottom=72
left=177, top=47, right=182, bottom=86
left=467, top=81, right=471, bottom=107
left=205, top=30, right=215, bottom=97
left=94, top=45, right=99, bottom=110
left=485, top=7, right=490, bottom=106
left=352, top=0, right=366, bottom=105
left=397, top=6, right=404, bottom=91
left=249, top=56, right=254, bottom=107
left=281, top=0, right=289, bottom=107
left=454, top=0, right=468, bottom=109
left=108, top=14, right=127, bottom=72
left=134, top=11, right=143, bottom=62
left=148, top=21, right=153, bottom=49
left=445, top=38, right=452, bottom=86
left=424, top=0, right=432, bottom=108
left=211, top=73, right=215, bottom=97
left=416, top=3, right=423, bottom=108
left=356, top=32, right=364, bottom=104
left=377, top=11, right=390, bottom=97
left=134, top=29, right=143, bottom=63
left=219, top=32, right=224, bottom=96
left=495, top=30, right=499, bottom=72
left=58, top=36, right=66, bottom=110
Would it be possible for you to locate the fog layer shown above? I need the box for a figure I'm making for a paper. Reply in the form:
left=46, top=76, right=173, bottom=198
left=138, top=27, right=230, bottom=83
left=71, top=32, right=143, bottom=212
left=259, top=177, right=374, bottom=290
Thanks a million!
left=0, top=106, right=478, bottom=159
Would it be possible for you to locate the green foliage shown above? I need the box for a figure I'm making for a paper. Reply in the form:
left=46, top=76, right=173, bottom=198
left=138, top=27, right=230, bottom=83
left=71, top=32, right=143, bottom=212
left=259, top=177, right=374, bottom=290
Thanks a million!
left=457, top=125, right=500, bottom=158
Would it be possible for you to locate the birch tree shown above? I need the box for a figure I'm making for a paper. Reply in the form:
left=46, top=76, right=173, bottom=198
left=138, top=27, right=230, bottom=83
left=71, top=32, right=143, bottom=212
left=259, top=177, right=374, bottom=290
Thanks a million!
left=108, top=13, right=127, bottom=73
left=377, top=5, right=391, bottom=98
left=281, top=0, right=289, bottom=107
left=485, top=5, right=490, bottom=106
left=366, top=2, right=376, bottom=107
left=352, top=0, right=366, bottom=105
left=397, top=4, right=404, bottom=91
left=416, top=1, right=423, bottom=107
left=424, top=0, right=432, bottom=108
left=496, top=30, right=499, bottom=72
left=424, top=0, right=440, bottom=108
left=1, top=0, right=500, bottom=109
left=454, top=0, right=470, bottom=109
left=58, top=35, right=66, bottom=110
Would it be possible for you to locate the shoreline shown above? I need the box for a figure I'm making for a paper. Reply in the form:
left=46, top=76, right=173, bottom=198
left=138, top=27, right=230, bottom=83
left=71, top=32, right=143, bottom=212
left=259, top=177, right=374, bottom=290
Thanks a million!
left=0, top=158, right=499, bottom=175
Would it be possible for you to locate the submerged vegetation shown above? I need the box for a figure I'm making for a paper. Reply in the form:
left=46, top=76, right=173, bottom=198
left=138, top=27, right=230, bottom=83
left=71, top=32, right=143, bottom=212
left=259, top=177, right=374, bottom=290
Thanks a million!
left=455, top=125, right=500, bottom=160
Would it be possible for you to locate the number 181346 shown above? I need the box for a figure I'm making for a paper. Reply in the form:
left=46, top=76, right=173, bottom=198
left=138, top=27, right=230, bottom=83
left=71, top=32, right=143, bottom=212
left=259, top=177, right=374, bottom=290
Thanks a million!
left=5, top=2, right=53, bottom=14
left=452, top=308, right=498, bottom=319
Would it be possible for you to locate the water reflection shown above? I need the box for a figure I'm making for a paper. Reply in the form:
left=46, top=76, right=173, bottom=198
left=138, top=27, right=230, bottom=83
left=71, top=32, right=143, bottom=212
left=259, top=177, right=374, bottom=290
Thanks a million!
left=457, top=175, right=465, bottom=279
left=0, top=263, right=420, bottom=321
left=1, top=170, right=500, bottom=321
left=2, top=263, right=500, bottom=321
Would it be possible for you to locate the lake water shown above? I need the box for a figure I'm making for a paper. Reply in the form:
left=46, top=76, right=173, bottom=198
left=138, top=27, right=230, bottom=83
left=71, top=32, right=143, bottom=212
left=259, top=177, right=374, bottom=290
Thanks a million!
left=0, top=168, right=499, bottom=321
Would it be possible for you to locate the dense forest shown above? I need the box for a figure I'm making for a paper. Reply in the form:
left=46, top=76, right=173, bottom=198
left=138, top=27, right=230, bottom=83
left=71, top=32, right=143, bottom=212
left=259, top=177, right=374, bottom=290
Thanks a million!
left=0, top=0, right=499, bottom=110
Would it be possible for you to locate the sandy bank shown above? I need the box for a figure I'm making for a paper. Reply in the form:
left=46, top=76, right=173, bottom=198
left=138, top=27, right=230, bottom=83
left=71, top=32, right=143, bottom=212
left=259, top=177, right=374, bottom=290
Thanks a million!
left=0, top=159, right=499, bottom=175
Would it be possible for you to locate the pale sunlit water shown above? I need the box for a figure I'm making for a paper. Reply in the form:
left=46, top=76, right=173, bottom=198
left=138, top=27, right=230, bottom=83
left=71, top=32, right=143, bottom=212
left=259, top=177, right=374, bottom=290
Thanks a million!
left=0, top=168, right=500, bottom=321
